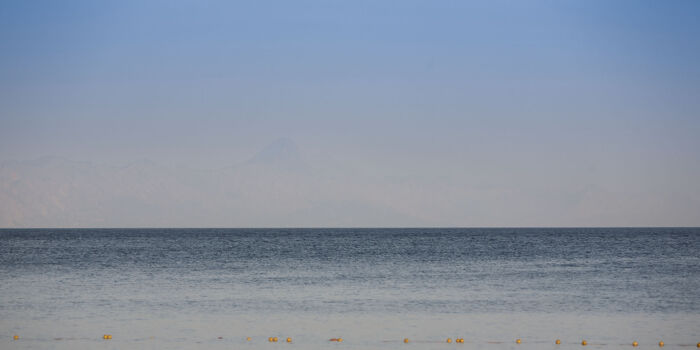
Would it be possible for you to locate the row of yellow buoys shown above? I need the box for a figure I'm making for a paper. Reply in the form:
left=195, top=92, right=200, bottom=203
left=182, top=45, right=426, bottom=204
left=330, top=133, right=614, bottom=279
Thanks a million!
left=8, top=334, right=700, bottom=347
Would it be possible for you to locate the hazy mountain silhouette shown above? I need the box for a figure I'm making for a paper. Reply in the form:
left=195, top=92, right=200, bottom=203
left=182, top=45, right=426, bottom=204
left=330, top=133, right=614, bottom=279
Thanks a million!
left=2, top=146, right=693, bottom=227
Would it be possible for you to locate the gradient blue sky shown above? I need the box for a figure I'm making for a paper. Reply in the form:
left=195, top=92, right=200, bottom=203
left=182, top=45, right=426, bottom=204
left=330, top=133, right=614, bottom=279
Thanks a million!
left=1, top=0, right=699, bottom=226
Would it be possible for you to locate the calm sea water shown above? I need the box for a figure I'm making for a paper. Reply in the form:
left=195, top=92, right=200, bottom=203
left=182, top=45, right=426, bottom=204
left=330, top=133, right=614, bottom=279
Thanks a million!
left=1, top=228, right=699, bottom=350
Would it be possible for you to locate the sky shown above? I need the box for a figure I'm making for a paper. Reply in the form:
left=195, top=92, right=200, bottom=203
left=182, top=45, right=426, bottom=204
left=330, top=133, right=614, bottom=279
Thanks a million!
left=1, top=0, right=699, bottom=227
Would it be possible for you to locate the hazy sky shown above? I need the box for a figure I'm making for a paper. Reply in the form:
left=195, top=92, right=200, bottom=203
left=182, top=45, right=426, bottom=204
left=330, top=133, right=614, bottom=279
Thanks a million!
left=1, top=0, right=699, bottom=227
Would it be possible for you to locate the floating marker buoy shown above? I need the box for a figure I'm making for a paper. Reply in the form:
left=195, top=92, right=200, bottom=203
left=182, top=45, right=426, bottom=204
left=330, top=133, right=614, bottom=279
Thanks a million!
left=459, top=338, right=464, bottom=343
left=446, top=338, right=452, bottom=343
left=247, top=337, right=251, bottom=341
left=556, top=339, right=561, bottom=344
left=659, top=341, right=664, bottom=347
left=273, top=337, right=279, bottom=342
left=633, top=341, right=638, bottom=347
left=582, top=340, right=588, bottom=346
left=516, top=339, right=522, bottom=344
left=103, top=334, right=112, bottom=340
left=287, top=337, right=292, bottom=343
left=13, top=335, right=19, bottom=340
left=404, top=338, right=410, bottom=343
left=269, top=337, right=273, bottom=342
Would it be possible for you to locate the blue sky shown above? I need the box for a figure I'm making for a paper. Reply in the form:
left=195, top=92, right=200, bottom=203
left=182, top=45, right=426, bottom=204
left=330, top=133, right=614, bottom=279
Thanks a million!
left=1, top=1, right=699, bottom=226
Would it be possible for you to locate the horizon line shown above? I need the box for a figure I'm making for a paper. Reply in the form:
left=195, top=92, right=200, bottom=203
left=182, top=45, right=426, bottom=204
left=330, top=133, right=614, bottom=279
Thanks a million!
left=1, top=226, right=699, bottom=230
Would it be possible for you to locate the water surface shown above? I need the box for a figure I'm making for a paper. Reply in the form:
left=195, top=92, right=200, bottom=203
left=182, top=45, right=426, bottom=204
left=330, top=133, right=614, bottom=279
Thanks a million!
left=1, top=228, right=699, bottom=349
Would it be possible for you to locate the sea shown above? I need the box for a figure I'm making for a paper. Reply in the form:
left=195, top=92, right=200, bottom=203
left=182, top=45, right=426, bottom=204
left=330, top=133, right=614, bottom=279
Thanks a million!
left=1, top=228, right=699, bottom=350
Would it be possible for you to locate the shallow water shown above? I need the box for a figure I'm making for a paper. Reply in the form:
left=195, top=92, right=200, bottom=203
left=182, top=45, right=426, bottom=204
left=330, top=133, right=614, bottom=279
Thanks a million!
left=1, top=228, right=699, bottom=349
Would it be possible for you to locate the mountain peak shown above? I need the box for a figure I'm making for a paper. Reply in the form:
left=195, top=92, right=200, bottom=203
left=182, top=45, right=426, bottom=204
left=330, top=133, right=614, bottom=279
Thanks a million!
left=245, top=138, right=308, bottom=170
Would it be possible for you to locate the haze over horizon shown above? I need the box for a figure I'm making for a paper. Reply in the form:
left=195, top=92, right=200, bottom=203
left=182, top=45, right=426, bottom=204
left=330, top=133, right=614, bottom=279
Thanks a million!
left=1, top=0, right=699, bottom=227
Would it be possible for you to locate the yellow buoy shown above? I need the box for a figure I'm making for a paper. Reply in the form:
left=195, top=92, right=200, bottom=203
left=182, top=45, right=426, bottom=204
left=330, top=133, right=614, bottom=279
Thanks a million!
left=633, top=341, right=638, bottom=347
left=659, top=341, right=664, bottom=347
left=556, top=339, right=561, bottom=345
left=404, top=338, right=410, bottom=343
left=13, top=335, right=19, bottom=340
left=516, top=339, right=522, bottom=344
left=287, top=337, right=292, bottom=343
left=696, top=342, right=699, bottom=348
left=337, top=338, right=343, bottom=342
left=273, top=337, right=279, bottom=342
left=459, top=338, right=464, bottom=343
left=247, top=337, right=251, bottom=341
left=582, top=340, right=588, bottom=346
left=446, top=338, right=452, bottom=343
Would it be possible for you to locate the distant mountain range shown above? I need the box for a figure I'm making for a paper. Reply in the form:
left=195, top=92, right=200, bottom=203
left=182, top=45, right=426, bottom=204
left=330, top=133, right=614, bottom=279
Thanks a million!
left=3, top=138, right=697, bottom=227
